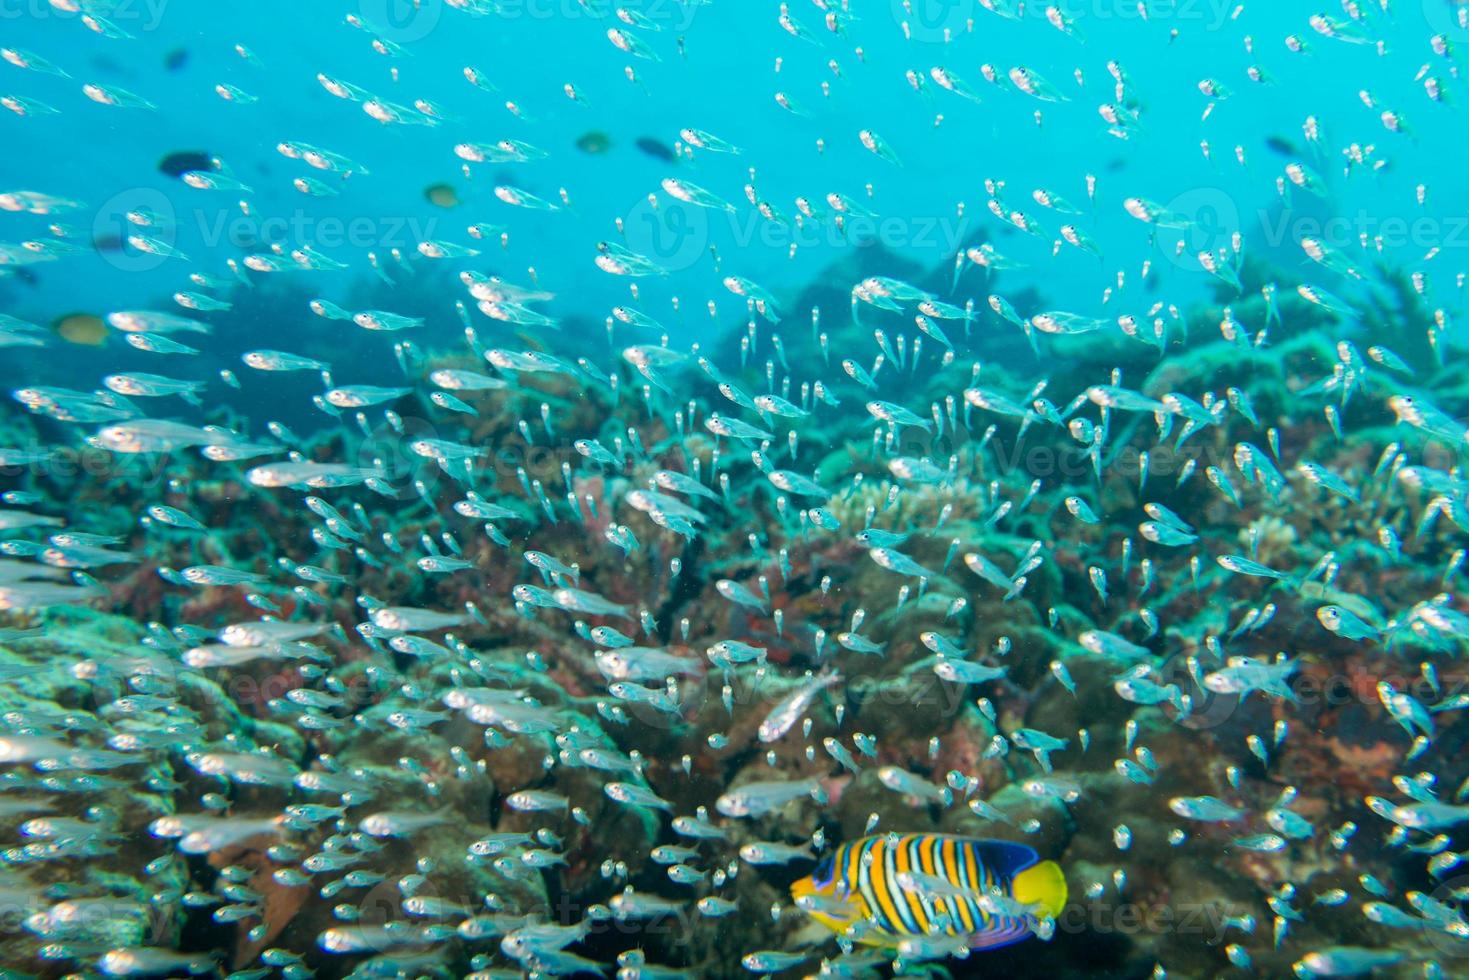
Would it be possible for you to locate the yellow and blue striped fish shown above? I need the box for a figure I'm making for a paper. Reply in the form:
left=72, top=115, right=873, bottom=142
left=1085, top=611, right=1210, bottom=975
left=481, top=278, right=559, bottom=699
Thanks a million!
left=790, top=833, right=1067, bottom=950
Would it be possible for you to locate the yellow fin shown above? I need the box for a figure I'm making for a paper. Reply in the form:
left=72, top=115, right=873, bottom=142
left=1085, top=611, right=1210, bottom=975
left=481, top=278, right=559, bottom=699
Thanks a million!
left=1011, top=860, right=1067, bottom=918
left=790, top=875, right=871, bottom=940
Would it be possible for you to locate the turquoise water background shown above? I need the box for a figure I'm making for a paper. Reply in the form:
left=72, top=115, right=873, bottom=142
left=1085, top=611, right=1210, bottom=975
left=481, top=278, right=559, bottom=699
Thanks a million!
left=3, top=0, right=1464, bottom=365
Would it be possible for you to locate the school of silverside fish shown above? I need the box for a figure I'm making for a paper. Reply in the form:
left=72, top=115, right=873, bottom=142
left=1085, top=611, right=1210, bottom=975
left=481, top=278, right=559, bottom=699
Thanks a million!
left=3, top=0, right=1469, bottom=978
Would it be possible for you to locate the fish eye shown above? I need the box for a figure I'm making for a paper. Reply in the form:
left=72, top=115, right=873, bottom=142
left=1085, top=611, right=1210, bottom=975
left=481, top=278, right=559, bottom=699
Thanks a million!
left=812, top=855, right=835, bottom=886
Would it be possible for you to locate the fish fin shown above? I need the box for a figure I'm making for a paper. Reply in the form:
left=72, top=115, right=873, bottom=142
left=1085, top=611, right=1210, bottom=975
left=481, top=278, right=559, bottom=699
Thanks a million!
left=1011, top=859, right=1067, bottom=919
left=791, top=875, right=863, bottom=937
left=968, top=919, right=1034, bottom=950
left=789, top=872, right=818, bottom=903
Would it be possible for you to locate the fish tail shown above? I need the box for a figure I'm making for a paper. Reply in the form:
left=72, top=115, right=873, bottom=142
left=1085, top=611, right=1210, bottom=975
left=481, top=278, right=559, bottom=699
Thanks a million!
left=1011, top=860, right=1067, bottom=919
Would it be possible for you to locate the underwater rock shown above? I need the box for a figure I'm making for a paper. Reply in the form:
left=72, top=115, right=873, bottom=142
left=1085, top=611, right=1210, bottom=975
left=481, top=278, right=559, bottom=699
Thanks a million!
left=0, top=609, right=187, bottom=975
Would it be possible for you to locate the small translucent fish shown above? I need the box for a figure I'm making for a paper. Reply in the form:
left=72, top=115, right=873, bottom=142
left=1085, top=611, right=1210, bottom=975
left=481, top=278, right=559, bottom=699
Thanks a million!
left=552, top=587, right=631, bottom=619
left=1, top=48, right=70, bottom=77
left=1316, top=605, right=1380, bottom=641
left=126, top=334, right=200, bottom=356
left=741, top=951, right=808, bottom=973
left=605, top=782, right=674, bottom=811
left=758, top=671, right=842, bottom=743
left=242, top=350, right=329, bottom=373
left=715, top=778, right=825, bottom=817
left=1169, top=796, right=1245, bottom=822
left=1233, top=834, right=1287, bottom=853
left=1293, top=948, right=1405, bottom=978
left=146, top=505, right=205, bottom=531
left=680, top=128, right=742, bottom=154
left=697, top=896, right=738, bottom=917
left=876, top=766, right=953, bottom=806
left=715, top=578, right=767, bottom=613
left=325, top=386, right=410, bottom=409
left=99, top=948, right=215, bottom=976
left=504, top=790, right=569, bottom=813
left=1216, top=555, right=1290, bottom=580
left=352, top=310, right=423, bottom=332
left=739, top=841, right=813, bottom=865
left=83, top=83, right=156, bottom=110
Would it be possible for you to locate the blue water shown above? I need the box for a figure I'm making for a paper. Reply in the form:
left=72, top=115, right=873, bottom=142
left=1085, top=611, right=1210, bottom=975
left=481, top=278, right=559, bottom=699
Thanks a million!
left=6, top=1, right=1463, bottom=353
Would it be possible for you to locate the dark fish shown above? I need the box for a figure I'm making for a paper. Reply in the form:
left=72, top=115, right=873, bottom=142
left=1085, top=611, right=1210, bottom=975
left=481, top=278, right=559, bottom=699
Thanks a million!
left=92, top=232, right=125, bottom=254
left=635, top=137, right=676, bottom=163
left=158, top=151, right=215, bottom=178
left=1265, top=135, right=1298, bottom=157
left=163, top=48, right=189, bottom=72
left=576, top=131, right=613, bottom=155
